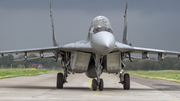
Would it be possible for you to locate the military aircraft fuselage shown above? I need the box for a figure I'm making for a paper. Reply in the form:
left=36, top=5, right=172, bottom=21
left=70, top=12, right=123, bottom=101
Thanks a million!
left=89, top=16, right=115, bottom=55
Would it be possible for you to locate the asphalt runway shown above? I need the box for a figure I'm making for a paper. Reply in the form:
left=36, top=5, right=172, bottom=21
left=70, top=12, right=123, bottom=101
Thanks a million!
left=0, top=72, right=180, bottom=101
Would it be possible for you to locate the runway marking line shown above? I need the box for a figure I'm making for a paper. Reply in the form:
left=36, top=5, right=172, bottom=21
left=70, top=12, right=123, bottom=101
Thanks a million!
left=88, top=78, right=92, bottom=89
left=85, top=79, right=179, bottom=101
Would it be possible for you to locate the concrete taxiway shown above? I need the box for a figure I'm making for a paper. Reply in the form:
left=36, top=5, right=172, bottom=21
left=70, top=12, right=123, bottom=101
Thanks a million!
left=0, top=72, right=180, bottom=101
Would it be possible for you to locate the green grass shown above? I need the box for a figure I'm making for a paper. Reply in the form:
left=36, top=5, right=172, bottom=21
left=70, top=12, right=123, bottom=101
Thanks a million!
left=0, top=69, right=56, bottom=79
left=127, top=70, right=180, bottom=83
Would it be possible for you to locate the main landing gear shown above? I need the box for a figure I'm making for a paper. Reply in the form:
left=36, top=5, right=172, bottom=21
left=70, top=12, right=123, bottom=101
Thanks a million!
left=119, top=69, right=130, bottom=90
left=123, top=74, right=130, bottom=90
left=57, top=66, right=68, bottom=89
left=57, top=73, right=64, bottom=89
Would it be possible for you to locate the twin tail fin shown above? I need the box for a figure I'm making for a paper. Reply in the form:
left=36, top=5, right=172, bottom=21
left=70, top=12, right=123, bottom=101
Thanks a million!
left=50, top=3, right=58, bottom=46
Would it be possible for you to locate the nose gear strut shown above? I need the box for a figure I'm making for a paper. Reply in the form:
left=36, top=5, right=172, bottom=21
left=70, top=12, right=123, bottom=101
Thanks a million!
left=91, top=54, right=104, bottom=91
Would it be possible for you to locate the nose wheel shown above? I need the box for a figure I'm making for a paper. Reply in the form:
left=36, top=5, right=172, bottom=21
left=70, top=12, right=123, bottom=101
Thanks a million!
left=92, top=79, right=97, bottom=91
left=92, top=54, right=104, bottom=91
left=99, top=79, right=104, bottom=91
left=91, top=78, right=104, bottom=91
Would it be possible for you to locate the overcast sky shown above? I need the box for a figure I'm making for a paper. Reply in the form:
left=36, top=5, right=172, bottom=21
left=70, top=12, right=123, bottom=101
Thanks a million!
left=0, top=0, right=180, bottom=54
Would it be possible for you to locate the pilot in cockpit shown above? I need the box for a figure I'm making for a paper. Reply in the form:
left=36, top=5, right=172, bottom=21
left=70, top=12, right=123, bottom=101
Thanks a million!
left=91, top=16, right=113, bottom=34
left=92, top=16, right=111, bottom=29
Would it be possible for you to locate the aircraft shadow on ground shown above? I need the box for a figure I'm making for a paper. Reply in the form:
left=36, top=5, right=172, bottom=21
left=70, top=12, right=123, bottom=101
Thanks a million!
left=0, top=85, right=180, bottom=91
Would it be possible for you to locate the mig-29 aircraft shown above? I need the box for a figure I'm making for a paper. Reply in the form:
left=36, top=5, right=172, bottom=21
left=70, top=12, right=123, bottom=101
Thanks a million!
left=0, top=3, right=180, bottom=91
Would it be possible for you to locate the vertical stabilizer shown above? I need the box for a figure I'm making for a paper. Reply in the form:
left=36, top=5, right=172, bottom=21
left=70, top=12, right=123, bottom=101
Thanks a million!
left=50, top=3, right=58, bottom=46
left=122, top=3, right=128, bottom=44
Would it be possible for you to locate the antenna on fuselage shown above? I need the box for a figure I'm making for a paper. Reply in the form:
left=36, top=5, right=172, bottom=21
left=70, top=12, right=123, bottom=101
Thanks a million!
left=50, top=2, right=58, bottom=46
left=122, top=3, right=128, bottom=45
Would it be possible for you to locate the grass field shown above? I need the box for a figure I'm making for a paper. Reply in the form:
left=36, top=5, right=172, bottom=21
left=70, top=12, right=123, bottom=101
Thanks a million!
left=0, top=69, right=56, bottom=79
left=127, top=70, right=180, bottom=83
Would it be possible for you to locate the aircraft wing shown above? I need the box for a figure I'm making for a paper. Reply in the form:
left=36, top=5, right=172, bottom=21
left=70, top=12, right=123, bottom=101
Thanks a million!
left=0, top=46, right=59, bottom=55
left=0, top=40, right=93, bottom=56
left=132, top=47, right=180, bottom=55
left=114, top=41, right=180, bottom=57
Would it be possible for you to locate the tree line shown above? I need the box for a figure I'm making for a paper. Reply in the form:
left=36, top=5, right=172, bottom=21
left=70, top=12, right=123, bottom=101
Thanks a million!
left=0, top=54, right=61, bottom=68
left=124, top=57, right=180, bottom=70
left=0, top=54, right=180, bottom=70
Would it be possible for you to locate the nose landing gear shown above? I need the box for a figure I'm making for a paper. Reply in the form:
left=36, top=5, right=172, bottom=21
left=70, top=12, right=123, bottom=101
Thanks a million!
left=91, top=54, right=104, bottom=91
left=91, top=78, right=104, bottom=91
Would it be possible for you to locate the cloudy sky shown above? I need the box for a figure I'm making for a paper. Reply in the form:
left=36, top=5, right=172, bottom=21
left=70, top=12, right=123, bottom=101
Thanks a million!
left=0, top=0, right=180, bottom=54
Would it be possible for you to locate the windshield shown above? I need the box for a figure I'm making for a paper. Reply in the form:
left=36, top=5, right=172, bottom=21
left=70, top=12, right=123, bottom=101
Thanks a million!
left=92, top=16, right=111, bottom=28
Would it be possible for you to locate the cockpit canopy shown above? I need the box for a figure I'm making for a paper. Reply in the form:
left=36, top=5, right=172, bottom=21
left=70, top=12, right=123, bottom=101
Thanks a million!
left=91, top=16, right=113, bottom=34
left=92, top=16, right=111, bottom=28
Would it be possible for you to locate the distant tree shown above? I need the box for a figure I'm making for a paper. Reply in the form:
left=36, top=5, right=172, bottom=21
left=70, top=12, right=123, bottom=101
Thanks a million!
left=0, top=54, right=62, bottom=68
left=28, top=54, right=37, bottom=58
left=0, top=54, right=14, bottom=67
left=125, top=57, right=180, bottom=70
left=1, top=54, right=179, bottom=70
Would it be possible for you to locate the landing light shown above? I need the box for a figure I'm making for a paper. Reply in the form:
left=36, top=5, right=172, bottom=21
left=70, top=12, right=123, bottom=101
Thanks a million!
left=97, top=25, right=101, bottom=29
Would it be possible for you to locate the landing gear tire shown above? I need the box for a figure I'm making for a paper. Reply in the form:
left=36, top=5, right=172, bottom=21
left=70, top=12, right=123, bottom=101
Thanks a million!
left=92, top=79, right=97, bottom=91
left=123, top=73, right=130, bottom=90
left=57, top=73, right=64, bottom=89
left=99, top=79, right=104, bottom=91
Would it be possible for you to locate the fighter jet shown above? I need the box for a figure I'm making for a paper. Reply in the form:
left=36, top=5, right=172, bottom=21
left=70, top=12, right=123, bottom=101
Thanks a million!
left=0, top=3, right=180, bottom=91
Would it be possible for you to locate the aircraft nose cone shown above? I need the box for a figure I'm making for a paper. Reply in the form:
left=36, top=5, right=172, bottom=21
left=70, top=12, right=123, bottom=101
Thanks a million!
left=91, top=31, right=115, bottom=55
left=105, top=45, right=109, bottom=48
left=103, top=39, right=113, bottom=50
